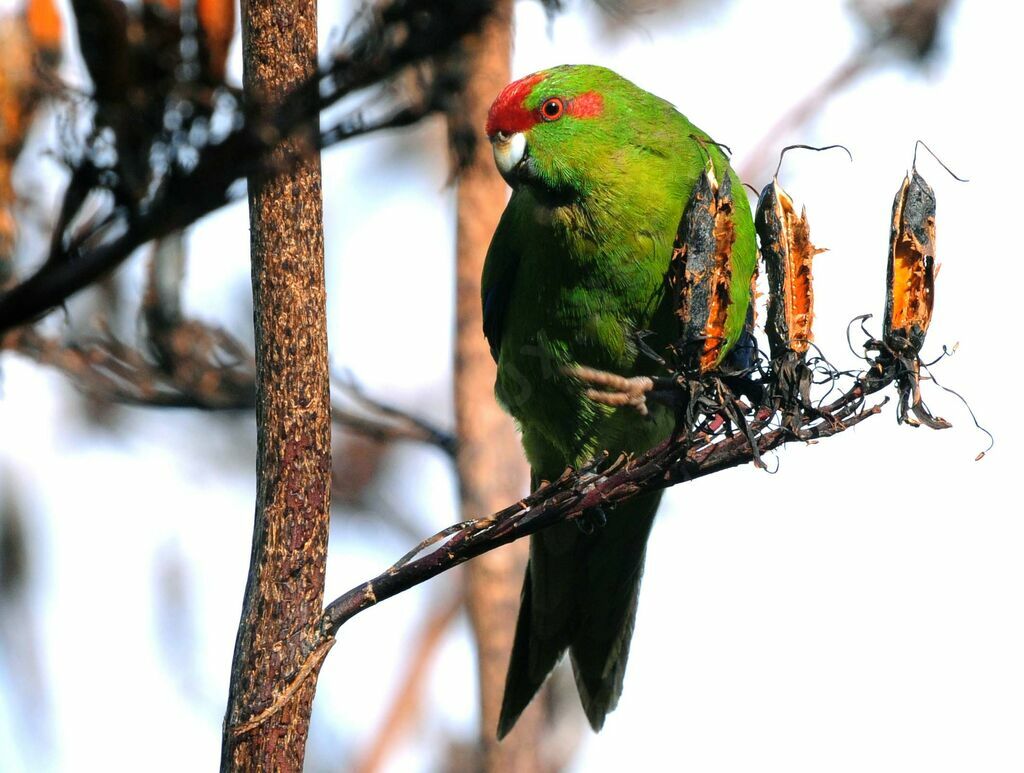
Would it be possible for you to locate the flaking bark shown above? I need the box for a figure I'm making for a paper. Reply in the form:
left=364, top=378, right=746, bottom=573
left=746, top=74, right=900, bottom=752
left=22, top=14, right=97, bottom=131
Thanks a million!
left=220, top=0, right=330, bottom=769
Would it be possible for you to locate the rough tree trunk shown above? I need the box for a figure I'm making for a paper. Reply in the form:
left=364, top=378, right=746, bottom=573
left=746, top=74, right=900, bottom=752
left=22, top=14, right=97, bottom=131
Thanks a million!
left=453, top=2, right=545, bottom=770
left=220, top=0, right=330, bottom=769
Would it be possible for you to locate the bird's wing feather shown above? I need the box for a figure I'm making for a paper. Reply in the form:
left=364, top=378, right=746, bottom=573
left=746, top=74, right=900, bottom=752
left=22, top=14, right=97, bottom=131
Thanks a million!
left=481, top=203, right=522, bottom=363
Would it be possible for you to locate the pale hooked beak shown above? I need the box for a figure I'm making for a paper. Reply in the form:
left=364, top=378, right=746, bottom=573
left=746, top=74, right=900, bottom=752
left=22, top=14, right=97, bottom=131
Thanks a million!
left=491, top=131, right=526, bottom=177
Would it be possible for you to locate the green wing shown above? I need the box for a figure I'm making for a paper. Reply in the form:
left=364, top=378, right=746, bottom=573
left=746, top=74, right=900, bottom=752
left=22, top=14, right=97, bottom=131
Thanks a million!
left=481, top=204, right=521, bottom=363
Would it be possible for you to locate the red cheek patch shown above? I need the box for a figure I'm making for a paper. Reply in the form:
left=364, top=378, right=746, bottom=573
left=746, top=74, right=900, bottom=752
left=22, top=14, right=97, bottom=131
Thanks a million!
left=567, top=91, right=604, bottom=119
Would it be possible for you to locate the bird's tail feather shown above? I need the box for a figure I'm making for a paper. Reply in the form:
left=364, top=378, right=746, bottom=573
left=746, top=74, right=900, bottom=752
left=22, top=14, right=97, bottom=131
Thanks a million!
left=569, top=564, right=643, bottom=730
left=497, top=492, right=661, bottom=737
left=569, top=492, right=658, bottom=731
left=497, top=558, right=568, bottom=739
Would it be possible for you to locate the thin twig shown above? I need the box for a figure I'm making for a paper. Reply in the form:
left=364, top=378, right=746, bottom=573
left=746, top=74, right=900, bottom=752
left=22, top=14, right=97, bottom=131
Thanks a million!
left=2, top=326, right=454, bottom=452
left=333, top=373, right=456, bottom=456
left=739, top=0, right=954, bottom=183
left=228, top=637, right=336, bottom=737
left=739, top=49, right=873, bottom=183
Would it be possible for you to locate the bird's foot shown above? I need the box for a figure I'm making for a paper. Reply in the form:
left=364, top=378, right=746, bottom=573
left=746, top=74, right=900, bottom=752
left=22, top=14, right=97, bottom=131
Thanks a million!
left=576, top=505, right=608, bottom=535
left=567, top=365, right=654, bottom=417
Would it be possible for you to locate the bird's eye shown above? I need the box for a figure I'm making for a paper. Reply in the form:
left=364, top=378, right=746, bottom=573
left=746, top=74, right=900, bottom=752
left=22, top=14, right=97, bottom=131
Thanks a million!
left=540, top=98, right=564, bottom=121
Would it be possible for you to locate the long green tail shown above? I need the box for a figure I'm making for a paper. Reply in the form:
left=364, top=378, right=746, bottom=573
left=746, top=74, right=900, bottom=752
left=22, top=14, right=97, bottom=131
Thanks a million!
left=497, top=490, right=662, bottom=737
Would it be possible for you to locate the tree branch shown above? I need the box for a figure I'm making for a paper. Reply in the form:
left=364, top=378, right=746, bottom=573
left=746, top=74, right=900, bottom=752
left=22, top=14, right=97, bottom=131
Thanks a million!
left=220, top=0, right=330, bottom=766
left=320, top=372, right=886, bottom=640
left=1, top=326, right=454, bottom=452
left=0, top=0, right=498, bottom=334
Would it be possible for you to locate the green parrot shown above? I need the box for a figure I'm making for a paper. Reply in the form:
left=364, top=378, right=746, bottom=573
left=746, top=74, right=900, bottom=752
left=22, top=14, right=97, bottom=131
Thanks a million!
left=482, top=64, right=757, bottom=736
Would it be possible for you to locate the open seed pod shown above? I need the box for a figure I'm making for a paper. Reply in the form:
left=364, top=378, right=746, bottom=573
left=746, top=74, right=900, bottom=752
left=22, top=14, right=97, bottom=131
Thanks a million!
left=1, top=0, right=62, bottom=281
left=871, top=166, right=950, bottom=430
left=667, top=163, right=736, bottom=374
left=145, top=0, right=236, bottom=83
left=883, top=169, right=936, bottom=356
left=756, top=178, right=822, bottom=361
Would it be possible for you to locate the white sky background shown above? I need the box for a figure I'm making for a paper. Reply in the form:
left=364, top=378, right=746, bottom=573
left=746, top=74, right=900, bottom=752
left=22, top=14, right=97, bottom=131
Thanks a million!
left=1, top=0, right=1023, bottom=771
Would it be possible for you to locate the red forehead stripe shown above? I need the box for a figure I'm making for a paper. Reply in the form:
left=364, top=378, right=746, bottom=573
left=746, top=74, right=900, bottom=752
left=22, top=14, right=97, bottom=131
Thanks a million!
left=485, top=73, right=605, bottom=137
left=486, top=72, right=546, bottom=136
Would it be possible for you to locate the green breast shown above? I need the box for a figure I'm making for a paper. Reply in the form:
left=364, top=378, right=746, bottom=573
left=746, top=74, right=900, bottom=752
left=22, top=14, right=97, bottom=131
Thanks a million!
left=495, top=185, right=679, bottom=473
left=494, top=135, right=756, bottom=476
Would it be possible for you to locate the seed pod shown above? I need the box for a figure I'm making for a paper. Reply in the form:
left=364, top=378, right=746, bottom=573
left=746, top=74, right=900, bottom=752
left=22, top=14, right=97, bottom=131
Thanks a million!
left=145, top=0, right=236, bottom=83
left=875, top=165, right=950, bottom=430
left=1, top=0, right=62, bottom=278
left=883, top=169, right=936, bottom=356
left=667, top=165, right=736, bottom=374
left=26, top=0, right=62, bottom=66
left=756, top=179, right=822, bottom=361
left=196, top=0, right=236, bottom=83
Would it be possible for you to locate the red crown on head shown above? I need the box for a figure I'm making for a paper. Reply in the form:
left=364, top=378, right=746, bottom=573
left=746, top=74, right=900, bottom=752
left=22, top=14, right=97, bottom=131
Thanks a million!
left=486, top=72, right=546, bottom=137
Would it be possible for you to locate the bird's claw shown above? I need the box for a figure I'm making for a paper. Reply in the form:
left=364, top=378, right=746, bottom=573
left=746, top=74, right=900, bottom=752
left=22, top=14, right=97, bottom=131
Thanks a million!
left=566, top=365, right=654, bottom=417
left=633, top=330, right=666, bottom=366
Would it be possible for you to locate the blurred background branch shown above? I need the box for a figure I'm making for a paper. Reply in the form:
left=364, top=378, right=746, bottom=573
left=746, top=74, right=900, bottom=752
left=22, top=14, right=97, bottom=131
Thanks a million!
left=739, top=0, right=952, bottom=181
left=0, top=0, right=497, bottom=333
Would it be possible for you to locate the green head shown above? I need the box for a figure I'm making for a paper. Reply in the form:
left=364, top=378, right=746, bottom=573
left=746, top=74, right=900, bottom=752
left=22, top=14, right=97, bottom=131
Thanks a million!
left=485, top=64, right=673, bottom=198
